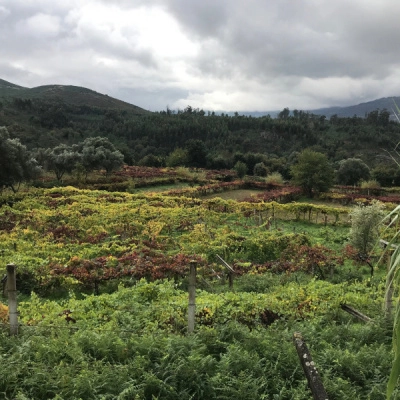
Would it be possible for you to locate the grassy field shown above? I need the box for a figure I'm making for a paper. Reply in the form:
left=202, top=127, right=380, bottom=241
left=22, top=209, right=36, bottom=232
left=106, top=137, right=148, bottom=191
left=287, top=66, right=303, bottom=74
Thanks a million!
left=135, top=182, right=192, bottom=193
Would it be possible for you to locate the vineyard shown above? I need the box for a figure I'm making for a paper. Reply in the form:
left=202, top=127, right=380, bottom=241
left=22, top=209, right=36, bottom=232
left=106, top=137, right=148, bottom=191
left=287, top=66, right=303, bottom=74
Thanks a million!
left=0, top=181, right=397, bottom=399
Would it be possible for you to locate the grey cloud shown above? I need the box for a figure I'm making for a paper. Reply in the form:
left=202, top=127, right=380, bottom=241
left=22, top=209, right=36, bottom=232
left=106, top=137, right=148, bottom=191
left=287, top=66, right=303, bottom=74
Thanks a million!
left=164, top=0, right=229, bottom=38
left=0, top=1, right=158, bottom=70
left=167, top=0, right=400, bottom=82
left=73, top=24, right=158, bottom=68
left=0, top=62, right=38, bottom=85
left=1, top=0, right=400, bottom=111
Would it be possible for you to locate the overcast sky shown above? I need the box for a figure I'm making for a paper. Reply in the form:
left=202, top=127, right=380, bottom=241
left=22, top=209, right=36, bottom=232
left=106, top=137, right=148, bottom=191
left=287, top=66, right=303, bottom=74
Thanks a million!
left=1, top=0, right=400, bottom=112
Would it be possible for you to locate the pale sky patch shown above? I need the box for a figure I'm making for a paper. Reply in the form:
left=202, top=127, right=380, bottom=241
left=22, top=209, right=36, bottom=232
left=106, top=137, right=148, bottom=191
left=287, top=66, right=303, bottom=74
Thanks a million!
left=16, top=13, right=61, bottom=38
left=0, top=5, right=10, bottom=19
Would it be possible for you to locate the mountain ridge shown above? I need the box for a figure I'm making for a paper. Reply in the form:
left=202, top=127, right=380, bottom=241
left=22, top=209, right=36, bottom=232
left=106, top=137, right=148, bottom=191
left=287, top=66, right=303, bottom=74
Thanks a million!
left=221, top=97, right=400, bottom=119
left=309, top=96, right=400, bottom=119
left=0, top=78, right=149, bottom=113
left=0, top=77, right=398, bottom=117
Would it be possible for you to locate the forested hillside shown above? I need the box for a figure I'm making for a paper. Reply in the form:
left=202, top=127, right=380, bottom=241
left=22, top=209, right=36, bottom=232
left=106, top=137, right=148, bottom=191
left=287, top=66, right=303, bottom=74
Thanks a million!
left=1, top=79, right=400, bottom=182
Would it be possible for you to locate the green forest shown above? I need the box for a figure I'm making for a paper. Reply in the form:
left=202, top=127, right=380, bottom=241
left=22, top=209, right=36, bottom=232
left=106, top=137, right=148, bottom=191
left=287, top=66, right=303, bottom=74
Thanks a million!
left=1, top=83, right=400, bottom=187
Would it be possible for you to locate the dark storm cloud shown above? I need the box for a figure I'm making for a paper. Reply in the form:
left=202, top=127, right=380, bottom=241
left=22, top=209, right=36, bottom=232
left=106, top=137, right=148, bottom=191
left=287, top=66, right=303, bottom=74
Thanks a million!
left=164, top=0, right=229, bottom=38
left=164, top=0, right=400, bottom=81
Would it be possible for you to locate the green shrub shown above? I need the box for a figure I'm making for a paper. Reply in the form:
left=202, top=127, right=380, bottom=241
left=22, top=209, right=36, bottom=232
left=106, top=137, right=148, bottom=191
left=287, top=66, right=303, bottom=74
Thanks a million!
left=265, top=171, right=284, bottom=185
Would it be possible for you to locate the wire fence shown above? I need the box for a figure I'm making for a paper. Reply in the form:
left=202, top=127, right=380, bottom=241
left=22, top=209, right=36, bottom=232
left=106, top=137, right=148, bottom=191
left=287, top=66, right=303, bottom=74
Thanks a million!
left=0, top=296, right=276, bottom=337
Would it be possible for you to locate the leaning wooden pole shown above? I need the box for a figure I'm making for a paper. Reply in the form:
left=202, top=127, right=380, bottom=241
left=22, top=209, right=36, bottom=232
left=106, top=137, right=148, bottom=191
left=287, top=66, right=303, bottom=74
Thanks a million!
left=7, top=264, right=18, bottom=336
left=293, top=332, right=328, bottom=400
left=216, top=254, right=235, bottom=289
left=340, top=304, right=373, bottom=323
left=188, top=260, right=197, bottom=334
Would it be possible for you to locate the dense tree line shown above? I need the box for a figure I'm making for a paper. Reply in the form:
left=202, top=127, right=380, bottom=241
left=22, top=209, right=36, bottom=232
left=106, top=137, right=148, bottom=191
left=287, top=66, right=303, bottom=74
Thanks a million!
left=0, top=127, right=41, bottom=192
left=0, top=126, right=124, bottom=187
left=1, top=96, right=400, bottom=187
left=34, top=136, right=124, bottom=181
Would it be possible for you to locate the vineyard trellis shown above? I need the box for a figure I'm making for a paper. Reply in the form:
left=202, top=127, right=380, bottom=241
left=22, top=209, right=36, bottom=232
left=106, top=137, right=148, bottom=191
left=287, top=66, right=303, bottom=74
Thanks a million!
left=0, top=184, right=394, bottom=398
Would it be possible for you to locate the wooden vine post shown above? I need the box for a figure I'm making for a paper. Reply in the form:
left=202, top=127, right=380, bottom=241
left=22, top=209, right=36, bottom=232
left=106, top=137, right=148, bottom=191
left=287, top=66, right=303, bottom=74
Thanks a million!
left=1, top=274, right=7, bottom=298
left=188, top=260, right=197, bottom=334
left=7, top=263, right=18, bottom=336
left=340, top=304, right=372, bottom=323
left=216, top=254, right=235, bottom=289
left=293, top=332, right=328, bottom=400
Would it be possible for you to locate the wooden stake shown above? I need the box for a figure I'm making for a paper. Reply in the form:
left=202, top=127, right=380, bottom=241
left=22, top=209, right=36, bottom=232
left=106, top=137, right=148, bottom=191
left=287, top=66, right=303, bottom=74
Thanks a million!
left=340, top=304, right=373, bottom=323
left=1, top=274, right=7, bottom=298
left=293, top=332, right=329, bottom=400
left=216, top=254, right=235, bottom=289
left=7, top=264, right=18, bottom=336
left=188, top=260, right=196, bottom=334
left=228, top=271, right=233, bottom=289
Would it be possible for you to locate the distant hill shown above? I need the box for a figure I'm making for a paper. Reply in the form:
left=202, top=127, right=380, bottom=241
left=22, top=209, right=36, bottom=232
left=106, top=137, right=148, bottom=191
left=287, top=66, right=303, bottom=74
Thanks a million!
left=309, top=97, right=400, bottom=119
left=2, top=77, right=399, bottom=118
left=0, top=78, right=151, bottom=150
left=0, top=79, right=149, bottom=114
left=218, top=97, right=400, bottom=120
left=221, top=97, right=400, bottom=119
left=0, top=78, right=25, bottom=89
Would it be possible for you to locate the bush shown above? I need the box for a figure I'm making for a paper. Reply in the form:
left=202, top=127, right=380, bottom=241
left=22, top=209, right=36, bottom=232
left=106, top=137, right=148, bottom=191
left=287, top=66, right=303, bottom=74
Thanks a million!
left=360, top=179, right=381, bottom=196
left=253, top=162, right=268, bottom=177
left=265, top=172, right=284, bottom=185
left=236, top=273, right=280, bottom=293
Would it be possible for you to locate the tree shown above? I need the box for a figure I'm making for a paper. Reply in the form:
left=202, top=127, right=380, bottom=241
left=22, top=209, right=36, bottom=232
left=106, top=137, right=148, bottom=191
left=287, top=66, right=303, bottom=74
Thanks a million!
left=79, top=137, right=124, bottom=175
left=265, top=156, right=291, bottom=179
left=185, top=140, right=207, bottom=168
left=278, top=107, right=290, bottom=119
left=234, top=161, right=247, bottom=178
left=253, top=162, right=268, bottom=177
left=349, top=201, right=384, bottom=255
left=0, top=126, right=41, bottom=192
left=372, top=163, right=400, bottom=187
left=206, top=155, right=230, bottom=170
left=243, top=153, right=267, bottom=175
left=336, top=158, right=370, bottom=185
left=42, top=144, right=81, bottom=181
left=166, top=148, right=189, bottom=167
left=138, top=154, right=163, bottom=167
left=290, top=149, right=334, bottom=197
